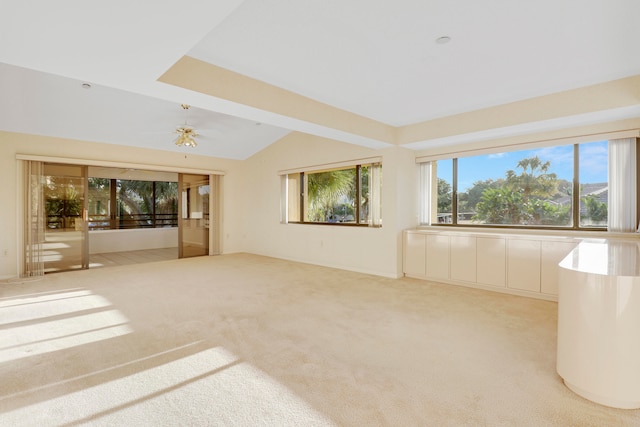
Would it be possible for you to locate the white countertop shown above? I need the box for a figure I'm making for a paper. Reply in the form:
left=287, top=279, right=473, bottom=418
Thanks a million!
left=559, top=239, right=640, bottom=277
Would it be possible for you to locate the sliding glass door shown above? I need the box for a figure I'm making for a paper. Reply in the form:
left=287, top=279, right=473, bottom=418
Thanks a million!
left=22, top=160, right=221, bottom=276
left=42, top=163, right=89, bottom=272
left=178, top=174, right=210, bottom=258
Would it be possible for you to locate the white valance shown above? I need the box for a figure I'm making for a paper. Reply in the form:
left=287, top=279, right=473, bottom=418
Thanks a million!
left=278, top=156, right=382, bottom=176
left=415, top=129, right=640, bottom=163
left=16, top=154, right=225, bottom=176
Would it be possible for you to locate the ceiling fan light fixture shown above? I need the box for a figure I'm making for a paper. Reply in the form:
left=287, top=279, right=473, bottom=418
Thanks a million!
left=173, top=104, right=198, bottom=148
left=175, top=129, right=198, bottom=148
left=177, top=136, right=197, bottom=148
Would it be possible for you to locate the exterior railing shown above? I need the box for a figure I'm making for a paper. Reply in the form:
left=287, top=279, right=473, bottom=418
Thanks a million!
left=90, top=213, right=178, bottom=230
left=47, top=214, right=178, bottom=230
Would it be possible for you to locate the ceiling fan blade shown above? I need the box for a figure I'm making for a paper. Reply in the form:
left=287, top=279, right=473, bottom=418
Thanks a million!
left=194, top=127, right=222, bottom=133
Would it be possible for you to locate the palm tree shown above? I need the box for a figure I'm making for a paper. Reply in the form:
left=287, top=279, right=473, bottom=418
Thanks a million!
left=506, top=156, right=558, bottom=202
left=474, top=156, right=563, bottom=225
left=306, top=170, right=355, bottom=222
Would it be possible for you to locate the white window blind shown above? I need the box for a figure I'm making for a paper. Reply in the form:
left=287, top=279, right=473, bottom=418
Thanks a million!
left=419, top=162, right=432, bottom=225
left=608, top=137, right=637, bottom=232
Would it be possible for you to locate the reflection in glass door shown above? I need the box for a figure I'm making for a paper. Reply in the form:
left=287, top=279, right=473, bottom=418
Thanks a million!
left=178, top=174, right=210, bottom=258
left=43, top=163, right=88, bottom=272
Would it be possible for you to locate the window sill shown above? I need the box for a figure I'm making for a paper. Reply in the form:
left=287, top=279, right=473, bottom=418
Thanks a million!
left=284, top=222, right=380, bottom=228
left=413, top=225, right=639, bottom=240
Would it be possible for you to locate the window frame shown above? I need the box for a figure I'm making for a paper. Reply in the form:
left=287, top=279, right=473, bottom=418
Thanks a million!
left=280, top=160, right=382, bottom=228
left=422, top=141, right=617, bottom=231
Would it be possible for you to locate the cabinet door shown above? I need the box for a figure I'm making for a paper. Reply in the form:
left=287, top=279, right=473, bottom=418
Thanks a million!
left=426, top=235, right=450, bottom=280
left=507, top=239, right=541, bottom=292
left=450, top=235, right=476, bottom=282
left=541, top=241, right=577, bottom=295
left=477, top=237, right=506, bottom=287
left=404, top=233, right=426, bottom=277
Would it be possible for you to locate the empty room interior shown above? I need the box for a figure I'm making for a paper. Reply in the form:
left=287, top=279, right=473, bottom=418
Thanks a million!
left=2, top=1, right=640, bottom=425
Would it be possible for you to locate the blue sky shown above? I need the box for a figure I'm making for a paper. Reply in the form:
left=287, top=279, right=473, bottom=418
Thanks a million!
left=438, top=141, right=608, bottom=192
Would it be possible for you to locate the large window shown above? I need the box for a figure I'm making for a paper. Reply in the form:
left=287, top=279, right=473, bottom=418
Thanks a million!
left=88, top=178, right=178, bottom=230
left=425, top=140, right=612, bottom=229
left=282, top=162, right=382, bottom=226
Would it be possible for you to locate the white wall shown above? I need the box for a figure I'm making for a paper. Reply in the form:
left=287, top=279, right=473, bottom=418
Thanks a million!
left=241, top=132, right=417, bottom=278
left=89, top=228, right=178, bottom=254
left=0, top=131, right=244, bottom=279
left=0, top=130, right=418, bottom=280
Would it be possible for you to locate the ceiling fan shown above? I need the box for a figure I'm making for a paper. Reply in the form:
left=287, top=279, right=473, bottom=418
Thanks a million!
left=174, top=104, right=199, bottom=148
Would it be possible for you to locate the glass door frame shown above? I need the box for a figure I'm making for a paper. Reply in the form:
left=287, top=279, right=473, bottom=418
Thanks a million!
left=42, top=162, right=89, bottom=273
left=178, top=173, right=220, bottom=258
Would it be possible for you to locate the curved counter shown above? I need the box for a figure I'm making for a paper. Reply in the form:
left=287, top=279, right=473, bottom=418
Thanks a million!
left=557, top=239, right=640, bottom=409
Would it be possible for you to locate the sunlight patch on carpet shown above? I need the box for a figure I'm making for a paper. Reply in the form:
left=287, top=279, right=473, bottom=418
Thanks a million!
left=0, top=310, right=132, bottom=363
left=0, top=292, right=112, bottom=325
left=0, top=289, right=132, bottom=363
left=1, top=347, right=335, bottom=426
left=0, top=289, right=91, bottom=307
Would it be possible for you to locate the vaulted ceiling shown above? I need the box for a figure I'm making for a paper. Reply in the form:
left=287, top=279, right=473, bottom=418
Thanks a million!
left=2, top=1, right=639, bottom=159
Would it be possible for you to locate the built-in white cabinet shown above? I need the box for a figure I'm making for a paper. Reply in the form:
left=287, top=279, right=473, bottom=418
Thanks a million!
left=403, top=229, right=582, bottom=300
left=403, top=233, right=426, bottom=277
left=426, top=235, right=450, bottom=280
left=507, top=239, right=541, bottom=292
left=477, top=237, right=506, bottom=288
left=450, top=235, right=476, bottom=282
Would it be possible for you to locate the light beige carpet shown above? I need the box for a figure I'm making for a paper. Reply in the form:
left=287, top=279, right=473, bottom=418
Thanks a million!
left=1, top=253, right=638, bottom=426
